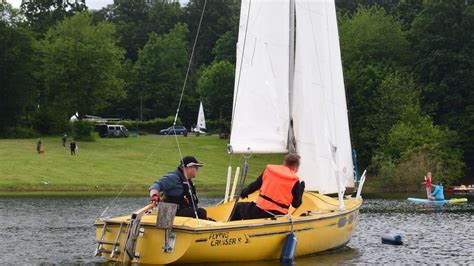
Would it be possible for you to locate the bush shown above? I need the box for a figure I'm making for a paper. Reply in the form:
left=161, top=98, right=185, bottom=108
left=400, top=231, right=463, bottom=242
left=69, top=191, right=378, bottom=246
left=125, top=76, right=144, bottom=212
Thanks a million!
left=31, top=110, right=70, bottom=135
left=72, top=121, right=95, bottom=141
left=369, top=106, right=464, bottom=191
left=205, top=119, right=230, bottom=134
left=119, top=116, right=179, bottom=134
left=0, top=127, right=38, bottom=138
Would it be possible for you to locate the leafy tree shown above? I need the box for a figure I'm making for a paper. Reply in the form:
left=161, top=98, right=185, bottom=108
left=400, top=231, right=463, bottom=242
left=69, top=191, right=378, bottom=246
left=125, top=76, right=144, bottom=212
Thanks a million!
left=0, top=9, right=37, bottom=131
left=368, top=71, right=421, bottom=148
left=1, top=2, right=25, bottom=25
left=131, top=23, right=189, bottom=120
left=108, top=0, right=152, bottom=61
left=197, top=60, right=234, bottom=122
left=336, top=0, right=400, bottom=15
left=21, top=0, right=87, bottom=35
left=371, top=105, right=464, bottom=190
left=148, top=0, right=183, bottom=36
left=98, top=58, right=134, bottom=119
left=212, top=30, right=237, bottom=64
left=410, top=1, right=474, bottom=174
left=35, top=12, right=125, bottom=127
left=101, top=0, right=183, bottom=62
left=89, top=4, right=114, bottom=24
left=339, top=6, right=410, bottom=67
left=184, top=0, right=239, bottom=67
left=390, top=0, right=424, bottom=31
left=339, top=6, right=411, bottom=169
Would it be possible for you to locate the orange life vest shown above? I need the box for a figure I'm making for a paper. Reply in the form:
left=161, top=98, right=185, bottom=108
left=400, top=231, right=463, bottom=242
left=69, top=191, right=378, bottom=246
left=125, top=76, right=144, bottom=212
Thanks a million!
left=255, top=165, right=299, bottom=214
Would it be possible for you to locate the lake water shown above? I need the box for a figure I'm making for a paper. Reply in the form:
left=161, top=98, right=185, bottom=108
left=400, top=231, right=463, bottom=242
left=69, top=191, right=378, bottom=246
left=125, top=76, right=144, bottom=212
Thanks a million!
left=1, top=195, right=473, bottom=265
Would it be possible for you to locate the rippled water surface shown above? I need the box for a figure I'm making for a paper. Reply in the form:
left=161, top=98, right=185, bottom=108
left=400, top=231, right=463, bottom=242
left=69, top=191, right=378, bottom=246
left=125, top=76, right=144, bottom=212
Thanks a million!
left=0, top=196, right=473, bottom=265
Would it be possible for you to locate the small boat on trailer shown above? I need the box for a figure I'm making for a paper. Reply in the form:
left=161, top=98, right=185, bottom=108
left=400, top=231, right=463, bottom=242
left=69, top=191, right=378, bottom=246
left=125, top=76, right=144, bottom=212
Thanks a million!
left=95, top=192, right=361, bottom=264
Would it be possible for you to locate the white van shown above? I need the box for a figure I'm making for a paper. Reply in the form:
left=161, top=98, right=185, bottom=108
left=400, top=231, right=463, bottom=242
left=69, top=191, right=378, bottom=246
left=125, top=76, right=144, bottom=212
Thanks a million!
left=97, top=124, right=129, bottom=138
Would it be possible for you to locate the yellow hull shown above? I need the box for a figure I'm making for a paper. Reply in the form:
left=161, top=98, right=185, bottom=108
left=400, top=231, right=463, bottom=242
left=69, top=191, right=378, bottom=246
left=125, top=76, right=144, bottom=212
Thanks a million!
left=95, top=192, right=362, bottom=264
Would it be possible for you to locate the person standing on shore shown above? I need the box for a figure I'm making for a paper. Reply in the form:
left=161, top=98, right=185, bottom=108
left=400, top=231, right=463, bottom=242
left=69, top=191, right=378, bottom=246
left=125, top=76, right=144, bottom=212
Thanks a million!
left=70, top=139, right=77, bottom=155
left=62, top=133, right=68, bottom=148
left=36, top=139, right=43, bottom=154
left=422, top=172, right=432, bottom=199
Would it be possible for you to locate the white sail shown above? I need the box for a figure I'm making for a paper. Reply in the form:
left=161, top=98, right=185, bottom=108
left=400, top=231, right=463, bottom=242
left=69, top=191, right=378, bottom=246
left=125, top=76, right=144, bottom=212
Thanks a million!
left=196, top=101, right=206, bottom=130
left=230, top=0, right=354, bottom=193
left=292, top=0, right=354, bottom=193
left=230, top=0, right=290, bottom=154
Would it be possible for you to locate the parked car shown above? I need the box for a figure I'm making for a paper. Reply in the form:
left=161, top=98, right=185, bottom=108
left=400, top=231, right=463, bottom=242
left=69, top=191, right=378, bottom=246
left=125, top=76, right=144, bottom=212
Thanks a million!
left=160, top=126, right=188, bottom=136
left=97, top=124, right=129, bottom=138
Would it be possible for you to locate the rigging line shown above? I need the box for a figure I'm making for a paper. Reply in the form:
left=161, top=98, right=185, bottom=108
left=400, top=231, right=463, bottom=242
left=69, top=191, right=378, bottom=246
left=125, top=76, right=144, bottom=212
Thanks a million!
left=174, top=133, right=201, bottom=225
left=230, top=0, right=252, bottom=138
left=99, top=0, right=208, bottom=219
left=98, top=134, right=170, bottom=219
left=170, top=0, right=208, bottom=224
left=173, top=0, right=207, bottom=127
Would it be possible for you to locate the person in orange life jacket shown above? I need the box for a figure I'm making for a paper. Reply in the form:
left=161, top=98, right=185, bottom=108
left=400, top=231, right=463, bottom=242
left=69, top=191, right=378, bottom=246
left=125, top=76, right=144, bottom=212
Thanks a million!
left=230, top=153, right=305, bottom=221
left=148, top=156, right=207, bottom=219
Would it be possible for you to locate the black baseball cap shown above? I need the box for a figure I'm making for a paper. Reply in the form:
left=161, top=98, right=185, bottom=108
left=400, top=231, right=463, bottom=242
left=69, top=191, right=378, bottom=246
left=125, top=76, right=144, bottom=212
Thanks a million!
left=180, top=156, right=204, bottom=168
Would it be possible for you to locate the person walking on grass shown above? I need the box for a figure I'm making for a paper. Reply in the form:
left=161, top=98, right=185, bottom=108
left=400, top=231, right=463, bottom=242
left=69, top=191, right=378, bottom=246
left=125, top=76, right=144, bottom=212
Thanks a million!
left=62, top=133, right=67, bottom=148
left=70, top=139, right=77, bottom=155
left=36, top=139, right=43, bottom=154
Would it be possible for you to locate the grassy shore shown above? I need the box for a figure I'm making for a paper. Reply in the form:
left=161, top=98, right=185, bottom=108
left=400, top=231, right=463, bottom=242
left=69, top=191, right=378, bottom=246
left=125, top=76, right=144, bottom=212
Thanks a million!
left=0, top=135, right=283, bottom=195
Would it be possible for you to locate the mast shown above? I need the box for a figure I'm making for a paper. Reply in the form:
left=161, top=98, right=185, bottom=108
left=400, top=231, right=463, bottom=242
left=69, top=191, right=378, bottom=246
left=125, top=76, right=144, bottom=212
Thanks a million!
left=288, top=0, right=296, bottom=153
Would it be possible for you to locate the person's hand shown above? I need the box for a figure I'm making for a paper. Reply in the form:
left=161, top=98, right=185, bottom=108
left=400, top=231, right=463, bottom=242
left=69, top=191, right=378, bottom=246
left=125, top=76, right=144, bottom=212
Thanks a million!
left=240, top=191, right=248, bottom=199
left=150, top=194, right=160, bottom=205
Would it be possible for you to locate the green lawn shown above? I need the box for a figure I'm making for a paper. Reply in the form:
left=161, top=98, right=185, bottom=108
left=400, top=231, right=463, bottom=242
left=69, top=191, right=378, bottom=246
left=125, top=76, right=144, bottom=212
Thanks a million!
left=0, top=135, right=283, bottom=195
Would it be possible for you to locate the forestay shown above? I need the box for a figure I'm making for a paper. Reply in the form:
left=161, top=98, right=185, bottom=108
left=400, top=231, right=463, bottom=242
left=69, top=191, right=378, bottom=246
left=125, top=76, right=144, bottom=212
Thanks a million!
left=230, top=0, right=290, bottom=153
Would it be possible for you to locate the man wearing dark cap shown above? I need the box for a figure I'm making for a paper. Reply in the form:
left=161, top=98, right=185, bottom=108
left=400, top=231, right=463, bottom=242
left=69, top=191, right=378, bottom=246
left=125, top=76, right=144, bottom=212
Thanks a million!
left=148, top=156, right=207, bottom=219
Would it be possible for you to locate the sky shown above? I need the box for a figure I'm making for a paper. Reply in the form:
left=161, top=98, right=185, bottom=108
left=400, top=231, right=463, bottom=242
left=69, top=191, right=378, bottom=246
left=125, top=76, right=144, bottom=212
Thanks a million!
left=7, top=0, right=189, bottom=10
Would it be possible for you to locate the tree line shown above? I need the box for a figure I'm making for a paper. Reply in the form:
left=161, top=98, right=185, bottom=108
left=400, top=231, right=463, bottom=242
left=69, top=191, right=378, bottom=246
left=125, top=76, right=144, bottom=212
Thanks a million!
left=1, top=0, right=473, bottom=189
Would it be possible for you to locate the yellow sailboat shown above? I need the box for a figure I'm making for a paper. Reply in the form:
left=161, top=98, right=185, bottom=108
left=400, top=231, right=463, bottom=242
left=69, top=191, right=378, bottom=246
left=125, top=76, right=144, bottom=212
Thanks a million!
left=95, top=0, right=365, bottom=263
left=95, top=193, right=361, bottom=264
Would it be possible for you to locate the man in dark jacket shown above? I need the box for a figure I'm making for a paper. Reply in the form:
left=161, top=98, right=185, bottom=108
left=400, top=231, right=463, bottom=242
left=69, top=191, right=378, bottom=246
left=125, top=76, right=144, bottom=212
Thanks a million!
left=148, top=156, right=207, bottom=219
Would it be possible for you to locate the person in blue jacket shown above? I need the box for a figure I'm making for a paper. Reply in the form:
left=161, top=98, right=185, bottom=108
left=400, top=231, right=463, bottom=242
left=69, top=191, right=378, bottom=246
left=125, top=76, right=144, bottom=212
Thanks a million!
left=429, top=183, right=444, bottom=201
left=148, top=156, right=208, bottom=219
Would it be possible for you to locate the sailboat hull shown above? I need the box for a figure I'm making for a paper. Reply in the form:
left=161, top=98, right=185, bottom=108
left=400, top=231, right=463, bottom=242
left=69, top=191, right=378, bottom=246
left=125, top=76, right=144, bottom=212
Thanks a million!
left=95, top=192, right=362, bottom=264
